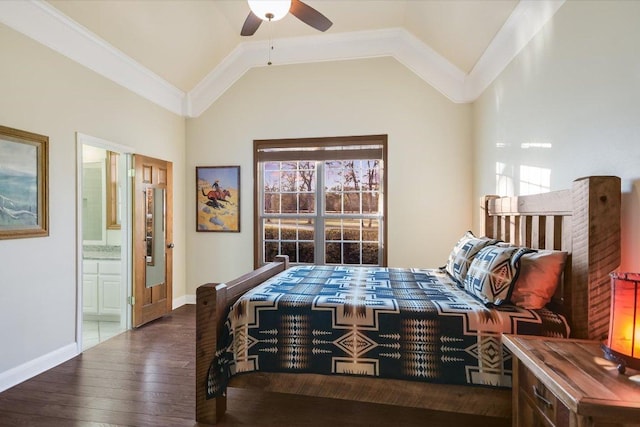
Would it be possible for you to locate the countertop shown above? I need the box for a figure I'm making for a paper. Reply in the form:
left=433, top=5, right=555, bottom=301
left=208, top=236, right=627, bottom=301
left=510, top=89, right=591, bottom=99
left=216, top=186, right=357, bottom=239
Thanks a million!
left=83, top=245, right=121, bottom=260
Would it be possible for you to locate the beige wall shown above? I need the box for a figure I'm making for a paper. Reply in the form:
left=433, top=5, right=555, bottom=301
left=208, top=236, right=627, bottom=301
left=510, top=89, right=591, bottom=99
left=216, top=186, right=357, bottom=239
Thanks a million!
left=472, top=0, right=640, bottom=271
left=0, top=23, right=186, bottom=376
left=186, top=57, right=472, bottom=294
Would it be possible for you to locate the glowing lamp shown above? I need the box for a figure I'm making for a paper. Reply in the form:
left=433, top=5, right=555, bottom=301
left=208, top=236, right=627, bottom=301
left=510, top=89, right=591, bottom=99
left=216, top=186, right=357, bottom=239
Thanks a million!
left=602, top=272, right=640, bottom=374
left=248, top=0, right=291, bottom=21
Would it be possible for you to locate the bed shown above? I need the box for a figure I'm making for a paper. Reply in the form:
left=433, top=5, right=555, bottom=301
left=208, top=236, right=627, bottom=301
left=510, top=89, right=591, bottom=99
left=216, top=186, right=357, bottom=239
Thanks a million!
left=195, top=175, right=621, bottom=424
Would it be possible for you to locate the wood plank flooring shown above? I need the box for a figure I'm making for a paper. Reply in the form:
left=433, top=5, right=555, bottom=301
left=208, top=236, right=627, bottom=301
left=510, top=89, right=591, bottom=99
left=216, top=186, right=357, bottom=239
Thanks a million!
left=0, top=305, right=510, bottom=427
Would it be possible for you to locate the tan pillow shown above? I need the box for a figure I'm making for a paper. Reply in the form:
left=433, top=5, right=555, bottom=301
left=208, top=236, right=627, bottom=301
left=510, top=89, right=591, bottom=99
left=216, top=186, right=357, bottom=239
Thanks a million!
left=510, top=250, right=568, bottom=309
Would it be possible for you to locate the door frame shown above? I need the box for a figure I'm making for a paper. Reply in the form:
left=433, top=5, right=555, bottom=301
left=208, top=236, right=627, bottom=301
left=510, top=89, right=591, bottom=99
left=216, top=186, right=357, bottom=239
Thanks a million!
left=75, top=133, right=135, bottom=352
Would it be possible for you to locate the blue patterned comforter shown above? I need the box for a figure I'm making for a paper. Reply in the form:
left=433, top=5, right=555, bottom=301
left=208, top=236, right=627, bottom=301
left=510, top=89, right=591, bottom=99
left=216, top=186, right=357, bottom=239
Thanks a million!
left=207, top=265, right=569, bottom=398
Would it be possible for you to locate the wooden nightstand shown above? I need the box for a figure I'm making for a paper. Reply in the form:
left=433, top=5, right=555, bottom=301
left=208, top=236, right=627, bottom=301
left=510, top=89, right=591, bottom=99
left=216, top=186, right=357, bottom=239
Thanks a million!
left=502, top=335, right=640, bottom=427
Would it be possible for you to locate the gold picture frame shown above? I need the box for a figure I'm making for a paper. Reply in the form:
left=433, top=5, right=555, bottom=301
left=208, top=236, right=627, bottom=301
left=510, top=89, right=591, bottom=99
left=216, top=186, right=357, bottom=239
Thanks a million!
left=196, top=165, right=240, bottom=232
left=0, top=125, right=49, bottom=239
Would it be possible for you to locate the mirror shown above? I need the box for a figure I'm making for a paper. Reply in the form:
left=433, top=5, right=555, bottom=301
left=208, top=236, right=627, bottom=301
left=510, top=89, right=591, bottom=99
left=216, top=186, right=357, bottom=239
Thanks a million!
left=82, top=160, right=105, bottom=244
left=145, top=188, right=154, bottom=265
left=145, top=187, right=166, bottom=287
left=106, top=151, right=121, bottom=230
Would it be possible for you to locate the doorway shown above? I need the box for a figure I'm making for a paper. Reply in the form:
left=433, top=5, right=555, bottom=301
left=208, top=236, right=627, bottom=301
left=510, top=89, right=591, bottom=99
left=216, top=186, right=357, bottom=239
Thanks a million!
left=77, top=133, right=133, bottom=351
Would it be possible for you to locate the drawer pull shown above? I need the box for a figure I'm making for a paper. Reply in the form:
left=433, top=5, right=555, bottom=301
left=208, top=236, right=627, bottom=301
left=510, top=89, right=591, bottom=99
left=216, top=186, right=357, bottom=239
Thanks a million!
left=532, top=386, right=553, bottom=408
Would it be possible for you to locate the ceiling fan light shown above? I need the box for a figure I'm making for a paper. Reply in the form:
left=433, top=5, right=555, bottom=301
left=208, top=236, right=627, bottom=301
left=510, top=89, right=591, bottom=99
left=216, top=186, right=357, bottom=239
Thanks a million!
left=248, top=0, right=291, bottom=21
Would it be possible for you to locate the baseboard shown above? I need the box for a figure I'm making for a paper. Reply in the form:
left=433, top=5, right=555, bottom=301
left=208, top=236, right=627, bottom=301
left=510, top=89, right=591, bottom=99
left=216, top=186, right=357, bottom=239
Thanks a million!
left=172, top=294, right=195, bottom=309
left=83, top=313, right=120, bottom=322
left=0, top=343, right=78, bottom=393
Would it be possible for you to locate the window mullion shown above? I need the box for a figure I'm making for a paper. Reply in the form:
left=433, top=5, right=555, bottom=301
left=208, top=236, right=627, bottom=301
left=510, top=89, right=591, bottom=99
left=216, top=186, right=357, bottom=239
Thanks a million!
left=316, top=161, right=324, bottom=265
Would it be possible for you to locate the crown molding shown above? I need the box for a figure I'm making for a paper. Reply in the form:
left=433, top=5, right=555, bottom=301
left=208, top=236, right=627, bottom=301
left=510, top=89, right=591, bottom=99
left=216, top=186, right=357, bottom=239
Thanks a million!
left=0, top=0, right=186, bottom=116
left=187, top=28, right=468, bottom=117
left=0, top=0, right=564, bottom=118
left=463, top=0, right=566, bottom=100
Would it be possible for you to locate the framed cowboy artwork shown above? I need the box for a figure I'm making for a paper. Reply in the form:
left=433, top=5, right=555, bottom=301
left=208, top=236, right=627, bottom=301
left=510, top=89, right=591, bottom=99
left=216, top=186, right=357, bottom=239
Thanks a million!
left=196, top=165, right=240, bottom=232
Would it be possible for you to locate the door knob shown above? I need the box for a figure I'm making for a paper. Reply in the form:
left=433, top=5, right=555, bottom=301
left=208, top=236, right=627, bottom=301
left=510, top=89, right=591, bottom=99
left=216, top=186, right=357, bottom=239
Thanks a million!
left=167, top=243, right=175, bottom=249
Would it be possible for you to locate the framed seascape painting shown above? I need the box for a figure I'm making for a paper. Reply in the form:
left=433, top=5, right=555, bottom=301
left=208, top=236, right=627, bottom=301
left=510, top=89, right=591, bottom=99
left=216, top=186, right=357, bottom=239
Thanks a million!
left=0, top=125, right=49, bottom=239
left=196, top=165, right=240, bottom=232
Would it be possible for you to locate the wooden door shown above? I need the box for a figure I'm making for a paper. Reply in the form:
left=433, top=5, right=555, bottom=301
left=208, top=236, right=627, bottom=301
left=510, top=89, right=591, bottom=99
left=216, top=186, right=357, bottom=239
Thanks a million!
left=133, top=154, right=173, bottom=327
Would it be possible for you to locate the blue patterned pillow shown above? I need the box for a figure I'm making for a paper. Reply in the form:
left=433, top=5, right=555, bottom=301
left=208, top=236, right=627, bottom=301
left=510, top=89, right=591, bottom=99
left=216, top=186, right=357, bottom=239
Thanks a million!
left=445, top=231, right=499, bottom=285
left=463, top=245, right=530, bottom=306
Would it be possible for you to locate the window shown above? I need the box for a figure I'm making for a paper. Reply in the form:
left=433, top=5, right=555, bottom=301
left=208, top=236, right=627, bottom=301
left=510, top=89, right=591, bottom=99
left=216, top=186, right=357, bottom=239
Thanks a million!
left=254, top=135, right=387, bottom=267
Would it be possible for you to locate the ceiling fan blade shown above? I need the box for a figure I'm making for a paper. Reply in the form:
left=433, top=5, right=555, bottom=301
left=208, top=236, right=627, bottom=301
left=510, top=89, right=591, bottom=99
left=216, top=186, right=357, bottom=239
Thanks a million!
left=241, top=11, right=262, bottom=36
left=290, top=0, right=333, bottom=32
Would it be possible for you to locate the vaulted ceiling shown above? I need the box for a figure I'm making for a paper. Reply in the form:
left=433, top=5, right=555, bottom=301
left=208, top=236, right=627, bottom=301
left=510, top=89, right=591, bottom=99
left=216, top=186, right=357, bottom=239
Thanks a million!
left=0, top=0, right=565, bottom=117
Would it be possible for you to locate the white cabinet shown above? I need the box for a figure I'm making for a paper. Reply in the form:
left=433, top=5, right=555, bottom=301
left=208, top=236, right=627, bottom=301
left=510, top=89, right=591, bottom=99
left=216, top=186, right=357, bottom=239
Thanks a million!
left=83, top=259, right=121, bottom=319
left=83, top=260, right=99, bottom=315
left=99, top=276, right=121, bottom=315
left=83, top=273, right=99, bottom=315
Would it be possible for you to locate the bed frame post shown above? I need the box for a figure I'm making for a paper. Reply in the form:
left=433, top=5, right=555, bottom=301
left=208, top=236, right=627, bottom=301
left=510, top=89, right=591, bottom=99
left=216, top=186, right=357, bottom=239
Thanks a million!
left=274, top=254, right=290, bottom=269
left=481, top=195, right=499, bottom=238
left=570, top=175, right=621, bottom=340
left=196, top=255, right=290, bottom=424
left=196, top=282, right=228, bottom=424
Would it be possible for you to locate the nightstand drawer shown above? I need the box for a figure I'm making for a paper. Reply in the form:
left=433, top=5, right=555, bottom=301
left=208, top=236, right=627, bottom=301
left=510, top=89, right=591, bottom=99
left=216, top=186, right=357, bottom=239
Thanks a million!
left=518, top=363, right=570, bottom=427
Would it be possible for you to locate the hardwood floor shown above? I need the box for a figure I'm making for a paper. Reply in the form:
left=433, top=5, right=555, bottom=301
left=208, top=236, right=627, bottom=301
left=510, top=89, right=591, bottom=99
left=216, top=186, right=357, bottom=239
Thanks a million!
left=0, top=305, right=510, bottom=427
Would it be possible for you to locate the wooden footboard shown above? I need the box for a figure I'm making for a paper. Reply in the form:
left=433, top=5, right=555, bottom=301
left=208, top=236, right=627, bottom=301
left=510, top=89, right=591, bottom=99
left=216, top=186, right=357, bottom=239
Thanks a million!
left=196, top=255, right=289, bottom=424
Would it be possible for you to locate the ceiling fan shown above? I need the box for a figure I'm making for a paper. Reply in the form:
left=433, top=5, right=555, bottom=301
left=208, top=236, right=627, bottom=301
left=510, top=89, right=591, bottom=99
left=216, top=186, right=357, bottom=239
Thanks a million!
left=241, top=0, right=333, bottom=36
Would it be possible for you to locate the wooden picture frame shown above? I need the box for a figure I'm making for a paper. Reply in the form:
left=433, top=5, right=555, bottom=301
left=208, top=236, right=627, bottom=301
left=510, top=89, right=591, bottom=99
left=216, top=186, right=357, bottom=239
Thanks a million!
left=0, top=125, right=49, bottom=239
left=196, top=165, right=240, bottom=232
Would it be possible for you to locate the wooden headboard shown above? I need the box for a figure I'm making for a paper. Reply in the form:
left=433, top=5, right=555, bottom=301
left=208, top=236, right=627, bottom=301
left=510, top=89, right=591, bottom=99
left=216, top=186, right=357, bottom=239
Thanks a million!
left=480, top=175, right=621, bottom=340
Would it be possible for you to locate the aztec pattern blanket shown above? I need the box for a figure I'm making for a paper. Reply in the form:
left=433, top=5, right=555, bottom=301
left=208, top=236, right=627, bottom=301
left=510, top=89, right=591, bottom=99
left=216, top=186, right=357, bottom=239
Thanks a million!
left=207, top=265, right=569, bottom=398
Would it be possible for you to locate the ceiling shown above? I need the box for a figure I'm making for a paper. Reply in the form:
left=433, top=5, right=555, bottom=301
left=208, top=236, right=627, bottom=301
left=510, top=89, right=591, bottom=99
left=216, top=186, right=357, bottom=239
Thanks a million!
left=46, top=0, right=519, bottom=92
left=0, top=0, right=565, bottom=116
